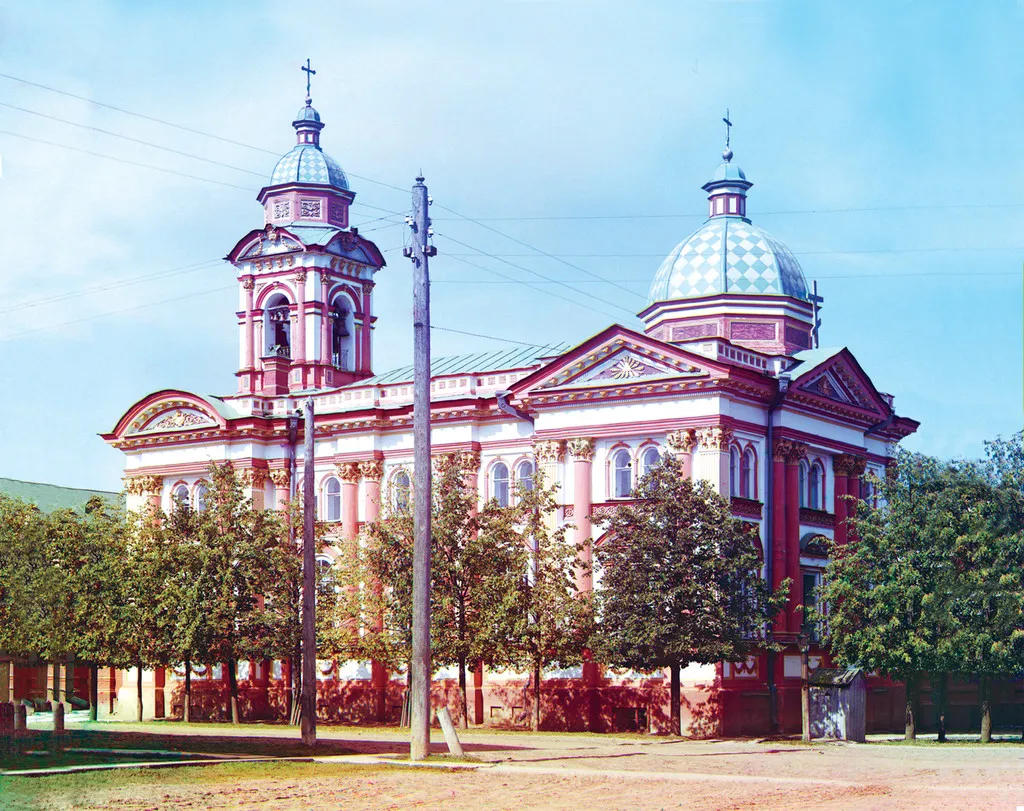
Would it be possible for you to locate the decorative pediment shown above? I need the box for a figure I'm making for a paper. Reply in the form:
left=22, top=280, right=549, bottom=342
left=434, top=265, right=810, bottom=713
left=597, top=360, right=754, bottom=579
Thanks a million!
left=800, top=369, right=854, bottom=405
left=795, top=355, right=885, bottom=414
left=533, top=343, right=709, bottom=392
left=241, top=229, right=304, bottom=259
left=326, top=230, right=363, bottom=258
left=126, top=402, right=218, bottom=435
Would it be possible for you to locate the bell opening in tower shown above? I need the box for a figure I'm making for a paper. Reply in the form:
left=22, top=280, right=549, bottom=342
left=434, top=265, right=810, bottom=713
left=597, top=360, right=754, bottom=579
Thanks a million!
left=330, top=300, right=353, bottom=371
left=264, top=293, right=292, bottom=359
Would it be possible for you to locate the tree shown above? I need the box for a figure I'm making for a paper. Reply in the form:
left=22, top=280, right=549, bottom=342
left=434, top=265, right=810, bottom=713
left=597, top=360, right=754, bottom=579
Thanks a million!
left=496, top=471, right=592, bottom=731
left=595, top=456, right=786, bottom=736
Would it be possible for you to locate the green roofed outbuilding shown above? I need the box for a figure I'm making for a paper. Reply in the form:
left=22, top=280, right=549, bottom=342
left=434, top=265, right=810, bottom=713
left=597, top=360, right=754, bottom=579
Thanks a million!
left=0, top=477, right=119, bottom=513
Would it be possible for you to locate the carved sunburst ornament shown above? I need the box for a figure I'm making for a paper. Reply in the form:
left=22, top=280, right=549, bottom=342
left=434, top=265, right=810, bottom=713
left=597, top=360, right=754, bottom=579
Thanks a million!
left=611, top=356, right=645, bottom=379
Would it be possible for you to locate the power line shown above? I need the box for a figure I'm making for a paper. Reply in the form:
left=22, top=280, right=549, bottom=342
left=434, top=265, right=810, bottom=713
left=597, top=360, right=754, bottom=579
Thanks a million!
left=430, top=325, right=547, bottom=347
left=436, top=203, right=646, bottom=301
left=442, top=246, right=1024, bottom=258
left=0, top=285, right=236, bottom=342
left=431, top=269, right=1020, bottom=285
left=435, top=232, right=635, bottom=316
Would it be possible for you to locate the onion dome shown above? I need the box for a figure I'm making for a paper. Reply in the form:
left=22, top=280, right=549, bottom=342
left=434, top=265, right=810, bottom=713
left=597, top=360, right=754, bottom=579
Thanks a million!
left=647, top=149, right=808, bottom=304
left=267, top=101, right=350, bottom=190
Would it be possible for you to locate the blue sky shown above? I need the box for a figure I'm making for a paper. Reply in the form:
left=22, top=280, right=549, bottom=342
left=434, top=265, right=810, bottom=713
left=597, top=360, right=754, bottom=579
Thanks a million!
left=0, top=0, right=1020, bottom=490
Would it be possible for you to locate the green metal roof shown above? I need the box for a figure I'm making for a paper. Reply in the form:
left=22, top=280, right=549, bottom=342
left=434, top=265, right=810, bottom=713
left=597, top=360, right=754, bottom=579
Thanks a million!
left=786, top=347, right=844, bottom=381
left=0, top=478, right=119, bottom=513
left=360, top=343, right=572, bottom=387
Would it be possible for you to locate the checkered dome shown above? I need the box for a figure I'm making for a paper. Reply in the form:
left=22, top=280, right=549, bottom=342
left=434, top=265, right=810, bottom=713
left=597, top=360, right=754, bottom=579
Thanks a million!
left=648, top=218, right=808, bottom=304
left=269, top=145, right=350, bottom=190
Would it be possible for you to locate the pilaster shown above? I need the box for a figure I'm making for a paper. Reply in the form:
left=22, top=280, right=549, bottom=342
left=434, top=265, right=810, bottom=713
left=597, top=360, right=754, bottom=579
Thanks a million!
left=694, top=426, right=733, bottom=495
left=567, top=437, right=595, bottom=595
left=337, top=462, right=361, bottom=540
left=666, top=428, right=696, bottom=479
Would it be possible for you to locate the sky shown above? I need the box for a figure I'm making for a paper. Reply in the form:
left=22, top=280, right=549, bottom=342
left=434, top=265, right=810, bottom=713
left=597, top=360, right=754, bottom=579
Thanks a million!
left=0, top=0, right=1020, bottom=491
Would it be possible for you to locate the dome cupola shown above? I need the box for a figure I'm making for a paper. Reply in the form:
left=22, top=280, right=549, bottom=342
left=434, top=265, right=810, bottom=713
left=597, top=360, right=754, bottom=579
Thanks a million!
left=640, top=118, right=815, bottom=356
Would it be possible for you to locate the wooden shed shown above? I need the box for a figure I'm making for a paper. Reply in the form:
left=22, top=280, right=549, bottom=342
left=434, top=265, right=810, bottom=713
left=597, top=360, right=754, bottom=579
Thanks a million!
left=808, top=668, right=866, bottom=742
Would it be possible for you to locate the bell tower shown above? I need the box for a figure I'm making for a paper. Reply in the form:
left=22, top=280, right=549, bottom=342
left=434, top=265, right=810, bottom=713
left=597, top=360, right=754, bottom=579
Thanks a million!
left=225, top=66, right=386, bottom=397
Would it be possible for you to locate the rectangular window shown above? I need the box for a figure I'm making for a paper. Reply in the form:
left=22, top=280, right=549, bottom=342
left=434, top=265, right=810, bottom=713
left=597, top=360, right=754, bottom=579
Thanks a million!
left=728, top=197, right=737, bottom=213
left=802, top=571, right=823, bottom=640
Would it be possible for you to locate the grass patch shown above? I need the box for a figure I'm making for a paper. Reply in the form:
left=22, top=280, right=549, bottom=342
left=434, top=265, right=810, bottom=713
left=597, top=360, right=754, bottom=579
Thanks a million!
left=0, top=761, right=397, bottom=810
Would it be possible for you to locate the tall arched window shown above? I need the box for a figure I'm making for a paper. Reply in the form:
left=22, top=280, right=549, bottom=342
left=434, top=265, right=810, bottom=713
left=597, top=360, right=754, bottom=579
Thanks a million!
left=330, top=298, right=354, bottom=371
left=391, top=470, right=411, bottom=515
left=798, top=461, right=809, bottom=508
left=516, top=461, right=534, bottom=501
left=809, top=462, right=823, bottom=510
left=639, top=447, right=660, bottom=478
left=612, top=449, right=632, bottom=498
left=492, top=462, right=510, bottom=507
left=324, top=477, right=341, bottom=522
left=194, top=483, right=209, bottom=513
left=263, top=292, right=292, bottom=358
left=173, top=484, right=190, bottom=509
left=741, top=449, right=755, bottom=499
left=729, top=447, right=740, bottom=495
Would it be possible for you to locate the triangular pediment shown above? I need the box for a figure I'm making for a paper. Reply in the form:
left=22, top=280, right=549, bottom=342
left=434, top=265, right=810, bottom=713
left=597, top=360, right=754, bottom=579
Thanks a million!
left=511, top=327, right=720, bottom=398
left=240, top=229, right=304, bottom=259
left=791, top=349, right=889, bottom=416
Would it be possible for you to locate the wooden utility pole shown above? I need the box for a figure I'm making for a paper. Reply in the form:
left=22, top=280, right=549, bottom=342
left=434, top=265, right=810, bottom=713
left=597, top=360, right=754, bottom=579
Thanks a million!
left=404, top=176, right=436, bottom=761
left=301, top=397, right=316, bottom=747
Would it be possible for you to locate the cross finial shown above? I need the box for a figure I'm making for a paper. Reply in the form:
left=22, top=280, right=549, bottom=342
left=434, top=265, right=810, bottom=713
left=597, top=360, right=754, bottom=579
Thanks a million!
left=302, top=58, right=316, bottom=104
left=723, top=108, right=732, bottom=149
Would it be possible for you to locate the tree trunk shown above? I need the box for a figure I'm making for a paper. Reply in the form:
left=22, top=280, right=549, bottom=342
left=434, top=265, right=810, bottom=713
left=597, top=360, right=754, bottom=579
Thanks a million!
left=88, top=663, right=99, bottom=722
left=458, top=654, right=469, bottom=730
left=228, top=658, right=241, bottom=725
left=532, top=661, right=542, bottom=732
left=980, top=677, right=992, bottom=743
left=904, top=672, right=916, bottom=740
left=670, top=663, right=681, bottom=737
left=136, top=662, right=144, bottom=723
left=183, top=656, right=192, bottom=724
left=933, top=671, right=947, bottom=743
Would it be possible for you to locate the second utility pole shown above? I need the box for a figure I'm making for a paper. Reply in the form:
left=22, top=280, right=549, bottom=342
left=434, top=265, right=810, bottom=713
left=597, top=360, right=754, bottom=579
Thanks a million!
left=405, top=175, right=436, bottom=761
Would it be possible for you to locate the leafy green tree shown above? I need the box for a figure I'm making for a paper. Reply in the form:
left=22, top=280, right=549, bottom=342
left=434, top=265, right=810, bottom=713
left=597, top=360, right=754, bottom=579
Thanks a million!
left=595, top=456, right=786, bottom=736
left=0, top=496, right=48, bottom=663
left=494, top=471, right=592, bottom=731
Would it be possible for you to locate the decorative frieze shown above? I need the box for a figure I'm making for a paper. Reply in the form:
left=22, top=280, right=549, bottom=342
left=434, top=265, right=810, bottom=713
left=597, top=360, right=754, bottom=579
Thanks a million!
left=533, top=440, right=565, bottom=464
left=566, top=437, right=595, bottom=462
left=799, top=507, right=835, bottom=528
left=730, top=496, right=763, bottom=519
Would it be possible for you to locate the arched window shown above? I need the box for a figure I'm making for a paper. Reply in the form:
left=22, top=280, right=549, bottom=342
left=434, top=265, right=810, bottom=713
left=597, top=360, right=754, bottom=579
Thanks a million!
left=324, top=477, right=341, bottom=522
left=798, top=461, right=809, bottom=508
left=516, top=461, right=534, bottom=500
left=639, top=446, right=660, bottom=478
left=330, top=297, right=354, bottom=371
left=392, top=470, right=411, bottom=515
left=809, top=462, right=823, bottom=510
left=194, top=483, right=209, bottom=513
left=173, top=484, right=190, bottom=509
left=492, top=462, right=510, bottom=507
left=741, top=449, right=755, bottom=499
left=729, top=447, right=740, bottom=495
left=612, top=449, right=632, bottom=498
left=263, top=292, right=292, bottom=358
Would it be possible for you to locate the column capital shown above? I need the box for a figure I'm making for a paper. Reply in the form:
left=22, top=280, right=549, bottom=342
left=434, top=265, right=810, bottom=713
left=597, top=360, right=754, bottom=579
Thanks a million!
left=124, top=475, right=162, bottom=496
left=269, top=469, right=291, bottom=488
left=241, top=276, right=255, bottom=291
left=696, top=425, right=732, bottom=451
left=294, top=269, right=307, bottom=284
left=773, top=438, right=807, bottom=464
left=533, top=439, right=565, bottom=464
left=359, top=459, right=384, bottom=482
left=458, top=450, right=481, bottom=470
left=833, top=453, right=865, bottom=476
left=240, top=468, right=268, bottom=488
left=567, top=437, right=595, bottom=462
left=666, top=428, right=696, bottom=454
left=337, top=461, right=362, bottom=483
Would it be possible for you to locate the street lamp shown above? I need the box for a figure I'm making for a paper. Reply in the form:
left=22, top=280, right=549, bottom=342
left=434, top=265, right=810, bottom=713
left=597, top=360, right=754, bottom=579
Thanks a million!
left=797, top=626, right=811, bottom=742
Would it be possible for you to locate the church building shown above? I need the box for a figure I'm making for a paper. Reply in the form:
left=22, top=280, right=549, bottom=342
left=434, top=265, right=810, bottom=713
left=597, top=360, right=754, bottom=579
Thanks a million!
left=102, top=90, right=919, bottom=735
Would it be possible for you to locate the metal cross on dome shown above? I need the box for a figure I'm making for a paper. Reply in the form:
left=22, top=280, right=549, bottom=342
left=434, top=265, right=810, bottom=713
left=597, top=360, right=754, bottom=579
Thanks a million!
left=723, top=108, right=732, bottom=149
left=302, top=58, right=316, bottom=102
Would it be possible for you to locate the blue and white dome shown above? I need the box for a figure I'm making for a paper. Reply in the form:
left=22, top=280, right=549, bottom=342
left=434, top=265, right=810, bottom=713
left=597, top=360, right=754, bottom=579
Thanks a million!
left=269, top=145, right=350, bottom=190
left=648, top=218, right=808, bottom=304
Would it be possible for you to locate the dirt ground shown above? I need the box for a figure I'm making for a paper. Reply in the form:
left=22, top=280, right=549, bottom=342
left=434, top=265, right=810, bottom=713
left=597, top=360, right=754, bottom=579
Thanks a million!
left=9, top=725, right=1024, bottom=810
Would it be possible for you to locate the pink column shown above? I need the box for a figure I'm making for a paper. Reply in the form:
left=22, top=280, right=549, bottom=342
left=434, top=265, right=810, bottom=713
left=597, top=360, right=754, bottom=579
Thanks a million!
left=360, top=459, right=387, bottom=722
left=785, top=442, right=807, bottom=633
left=338, top=462, right=361, bottom=540
left=567, top=438, right=595, bottom=595
left=832, top=455, right=850, bottom=547
left=293, top=270, right=307, bottom=367
left=846, top=458, right=866, bottom=544
left=243, top=277, right=255, bottom=370
left=667, top=429, right=696, bottom=478
left=270, top=470, right=290, bottom=510
left=320, top=273, right=331, bottom=366
left=772, top=440, right=790, bottom=635
left=360, top=283, right=373, bottom=373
